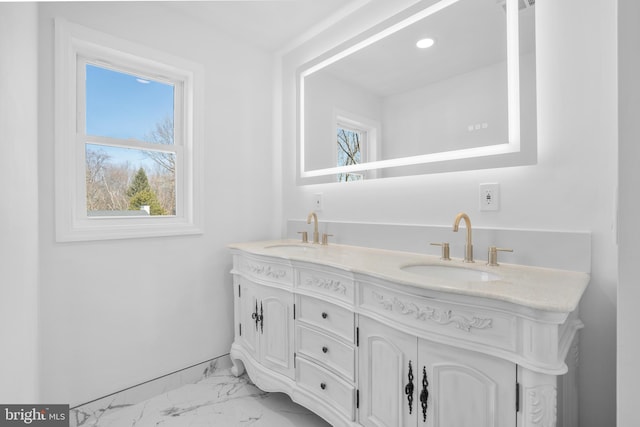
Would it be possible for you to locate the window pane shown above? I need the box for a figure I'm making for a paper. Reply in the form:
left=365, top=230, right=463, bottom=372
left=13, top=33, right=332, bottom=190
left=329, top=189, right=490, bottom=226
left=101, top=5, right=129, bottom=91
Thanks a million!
left=337, top=127, right=362, bottom=167
left=85, top=64, right=175, bottom=144
left=337, top=172, right=363, bottom=182
left=86, top=144, right=176, bottom=216
left=337, top=127, right=364, bottom=182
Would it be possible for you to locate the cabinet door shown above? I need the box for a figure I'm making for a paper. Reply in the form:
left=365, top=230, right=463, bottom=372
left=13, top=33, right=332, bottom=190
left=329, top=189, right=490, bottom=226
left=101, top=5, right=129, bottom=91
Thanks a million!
left=418, top=339, right=515, bottom=427
left=259, top=286, right=294, bottom=378
left=237, top=278, right=260, bottom=359
left=358, top=316, right=418, bottom=427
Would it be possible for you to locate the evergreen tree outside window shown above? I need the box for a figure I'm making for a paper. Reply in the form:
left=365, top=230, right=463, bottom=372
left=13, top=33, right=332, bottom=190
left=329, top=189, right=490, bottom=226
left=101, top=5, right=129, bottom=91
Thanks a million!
left=127, top=168, right=166, bottom=215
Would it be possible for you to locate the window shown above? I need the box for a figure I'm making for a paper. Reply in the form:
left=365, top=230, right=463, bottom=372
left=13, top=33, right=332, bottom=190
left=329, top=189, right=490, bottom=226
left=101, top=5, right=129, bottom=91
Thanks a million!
left=83, top=64, right=178, bottom=217
left=336, top=123, right=365, bottom=182
left=334, top=111, right=379, bottom=182
left=55, top=19, right=203, bottom=241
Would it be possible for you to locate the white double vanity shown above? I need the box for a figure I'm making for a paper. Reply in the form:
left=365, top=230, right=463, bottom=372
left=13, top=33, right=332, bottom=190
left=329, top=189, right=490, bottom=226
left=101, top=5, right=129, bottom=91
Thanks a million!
left=241, top=0, right=584, bottom=422
left=229, top=239, right=588, bottom=427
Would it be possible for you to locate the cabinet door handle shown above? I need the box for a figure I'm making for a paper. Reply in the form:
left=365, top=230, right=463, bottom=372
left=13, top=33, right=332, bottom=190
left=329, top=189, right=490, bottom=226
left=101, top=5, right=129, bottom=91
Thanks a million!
left=420, top=366, right=429, bottom=422
left=251, top=301, right=259, bottom=331
left=322, top=346, right=328, bottom=353
left=404, top=361, right=414, bottom=414
left=259, top=302, right=264, bottom=333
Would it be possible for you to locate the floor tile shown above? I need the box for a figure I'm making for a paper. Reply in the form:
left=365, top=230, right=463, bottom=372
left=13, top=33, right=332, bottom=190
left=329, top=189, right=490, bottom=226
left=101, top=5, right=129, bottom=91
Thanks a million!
left=82, top=368, right=330, bottom=427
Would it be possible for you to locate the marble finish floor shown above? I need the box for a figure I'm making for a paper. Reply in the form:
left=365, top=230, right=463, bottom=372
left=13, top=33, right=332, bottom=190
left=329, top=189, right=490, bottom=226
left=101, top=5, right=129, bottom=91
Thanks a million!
left=79, top=368, right=330, bottom=427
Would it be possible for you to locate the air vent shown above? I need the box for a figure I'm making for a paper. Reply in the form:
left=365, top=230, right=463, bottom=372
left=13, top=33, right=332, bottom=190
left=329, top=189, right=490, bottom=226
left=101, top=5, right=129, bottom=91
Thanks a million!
left=498, top=0, right=535, bottom=12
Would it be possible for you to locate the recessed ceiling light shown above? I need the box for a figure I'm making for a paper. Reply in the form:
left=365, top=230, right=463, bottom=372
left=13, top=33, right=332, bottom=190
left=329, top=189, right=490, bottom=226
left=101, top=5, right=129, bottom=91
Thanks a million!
left=416, top=38, right=435, bottom=49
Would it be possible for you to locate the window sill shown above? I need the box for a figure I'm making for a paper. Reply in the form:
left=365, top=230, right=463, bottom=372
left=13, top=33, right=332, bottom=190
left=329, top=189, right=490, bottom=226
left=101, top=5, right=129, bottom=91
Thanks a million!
left=56, top=216, right=203, bottom=242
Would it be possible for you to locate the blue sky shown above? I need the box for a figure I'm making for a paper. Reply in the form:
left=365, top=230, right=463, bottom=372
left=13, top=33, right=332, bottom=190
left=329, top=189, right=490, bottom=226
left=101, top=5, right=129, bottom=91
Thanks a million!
left=86, top=64, right=174, bottom=140
left=85, top=64, right=174, bottom=170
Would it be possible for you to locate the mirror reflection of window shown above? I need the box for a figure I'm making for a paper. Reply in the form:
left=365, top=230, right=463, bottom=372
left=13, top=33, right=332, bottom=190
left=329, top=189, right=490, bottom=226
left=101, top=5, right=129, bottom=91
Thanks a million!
left=336, top=124, right=364, bottom=182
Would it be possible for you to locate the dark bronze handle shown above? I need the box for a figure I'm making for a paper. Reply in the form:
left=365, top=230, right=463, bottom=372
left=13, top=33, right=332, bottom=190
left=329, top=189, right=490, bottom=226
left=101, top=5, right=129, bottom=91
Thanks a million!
left=252, top=301, right=259, bottom=331
left=259, top=302, right=264, bottom=333
left=420, top=366, right=429, bottom=422
left=320, top=382, right=326, bottom=390
left=321, top=312, right=328, bottom=319
left=405, top=361, right=414, bottom=414
left=322, top=346, right=328, bottom=353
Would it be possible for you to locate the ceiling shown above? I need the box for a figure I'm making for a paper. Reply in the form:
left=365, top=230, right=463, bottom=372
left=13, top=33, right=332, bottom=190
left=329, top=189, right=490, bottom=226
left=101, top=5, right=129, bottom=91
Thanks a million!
left=320, top=0, right=509, bottom=97
left=162, top=0, right=368, bottom=52
left=312, top=0, right=536, bottom=97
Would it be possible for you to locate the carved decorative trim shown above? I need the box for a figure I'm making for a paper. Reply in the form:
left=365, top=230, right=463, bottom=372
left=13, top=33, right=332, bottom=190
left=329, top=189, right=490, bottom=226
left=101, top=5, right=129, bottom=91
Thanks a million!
left=246, top=262, right=287, bottom=279
left=371, top=291, right=493, bottom=332
left=526, top=385, right=557, bottom=427
left=304, top=275, right=347, bottom=295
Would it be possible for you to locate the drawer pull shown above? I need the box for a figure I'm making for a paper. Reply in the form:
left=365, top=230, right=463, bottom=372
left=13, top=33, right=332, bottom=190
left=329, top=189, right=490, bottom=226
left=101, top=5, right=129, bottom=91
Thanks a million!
left=322, top=346, right=328, bottom=353
left=320, top=382, right=327, bottom=390
left=321, top=312, right=328, bottom=319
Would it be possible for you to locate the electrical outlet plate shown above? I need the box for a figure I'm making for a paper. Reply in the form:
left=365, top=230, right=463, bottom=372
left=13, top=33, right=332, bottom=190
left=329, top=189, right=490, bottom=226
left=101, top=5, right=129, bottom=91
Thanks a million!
left=479, top=183, right=500, bottom=211
left=313, top=193, right=323, bottom=211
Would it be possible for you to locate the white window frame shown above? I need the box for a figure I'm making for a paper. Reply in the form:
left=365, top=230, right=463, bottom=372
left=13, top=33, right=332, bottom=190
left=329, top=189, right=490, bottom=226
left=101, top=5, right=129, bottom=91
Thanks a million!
left=333, top=110, right=380, bottom=181
left=54, top=19, right=204, bottom=241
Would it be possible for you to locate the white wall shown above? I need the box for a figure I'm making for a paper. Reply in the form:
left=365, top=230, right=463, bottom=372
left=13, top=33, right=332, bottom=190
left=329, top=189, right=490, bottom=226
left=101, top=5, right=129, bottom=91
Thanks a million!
left=0, top=2, right=40, bottom=403
left=617, top=0, right=637, bottom=424
left=281, top=0, right=617, bottom=426
left=382, top=59, right=509, bottom=160
left=37, top=2, right=277, bottom=406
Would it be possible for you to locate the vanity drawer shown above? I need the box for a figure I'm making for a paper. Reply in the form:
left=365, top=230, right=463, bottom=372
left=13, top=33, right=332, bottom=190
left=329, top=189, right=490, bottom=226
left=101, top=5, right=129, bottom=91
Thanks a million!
left=297, top=356, right=355, bottom=420
left=297, top=266, right=354, bottom=304
left=297, top=295, right=355, bottom=343
left=296, top=324, right=355, bottom=381
left=236, top=255, right=293, bottom=286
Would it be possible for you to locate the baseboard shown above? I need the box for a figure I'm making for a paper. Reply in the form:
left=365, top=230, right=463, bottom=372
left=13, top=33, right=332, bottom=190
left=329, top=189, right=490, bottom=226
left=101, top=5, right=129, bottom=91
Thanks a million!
left=70, top=354, right=232, bottom=427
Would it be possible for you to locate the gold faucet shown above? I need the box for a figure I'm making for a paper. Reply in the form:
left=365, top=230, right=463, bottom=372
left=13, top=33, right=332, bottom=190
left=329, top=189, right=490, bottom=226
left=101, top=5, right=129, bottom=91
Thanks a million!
left=453, top=212, right=474, bottom=263
left=307, top=212, right=319, bottom=244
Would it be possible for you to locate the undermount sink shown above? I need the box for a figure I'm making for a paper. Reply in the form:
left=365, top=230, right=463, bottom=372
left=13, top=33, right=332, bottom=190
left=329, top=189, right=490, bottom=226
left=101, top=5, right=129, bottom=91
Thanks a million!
left=401, top=264, right=501, bottom=282
left=264, top=243, right=318, bottom=252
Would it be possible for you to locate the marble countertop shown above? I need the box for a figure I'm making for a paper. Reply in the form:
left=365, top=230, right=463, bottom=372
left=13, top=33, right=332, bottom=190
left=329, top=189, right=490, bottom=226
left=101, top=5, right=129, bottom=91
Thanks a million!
left=229, top=240, right=590, bottom=313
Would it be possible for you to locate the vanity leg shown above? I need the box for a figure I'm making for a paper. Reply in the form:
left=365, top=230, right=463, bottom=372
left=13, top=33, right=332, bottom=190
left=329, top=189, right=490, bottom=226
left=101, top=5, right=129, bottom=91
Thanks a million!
left=518, top=368, right=558, bottom=427
left=230, top=355, right=245, bottom=377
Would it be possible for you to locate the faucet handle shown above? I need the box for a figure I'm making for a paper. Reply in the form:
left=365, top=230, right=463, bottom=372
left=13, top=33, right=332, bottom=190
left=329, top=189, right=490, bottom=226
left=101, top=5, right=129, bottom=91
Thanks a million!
left=430, top=242, right=451, bottom=261
left=487, top=246, right=513, bottom=266
left=297, top=231, right=308, bottom=243
left=321, top=233, right=333, bottom=246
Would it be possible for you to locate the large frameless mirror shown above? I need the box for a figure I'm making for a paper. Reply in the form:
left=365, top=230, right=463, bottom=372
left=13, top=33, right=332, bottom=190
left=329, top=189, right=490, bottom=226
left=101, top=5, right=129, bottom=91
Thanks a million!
left=298, top=0, right=536, bottom=184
